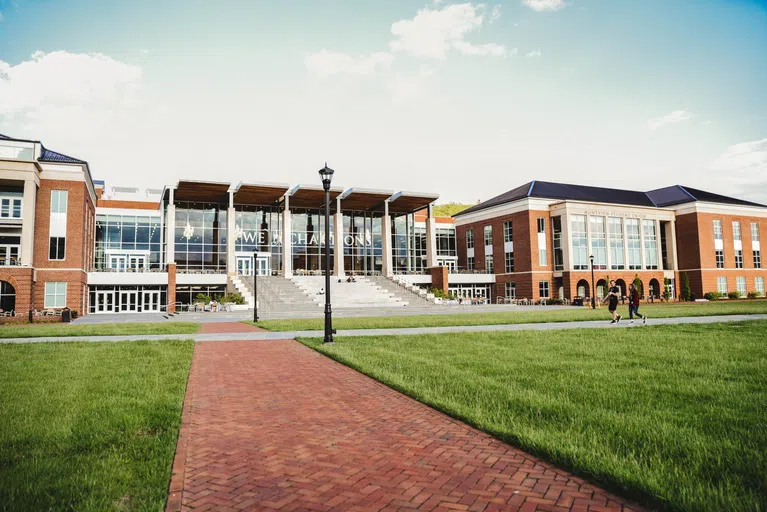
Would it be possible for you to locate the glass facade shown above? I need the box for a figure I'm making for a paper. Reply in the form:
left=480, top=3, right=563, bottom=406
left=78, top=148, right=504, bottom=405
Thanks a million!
left=608, top=217, right=624, bottom=270
left=590, top=216, right=607, bottom=270
left=571, top=215, right=588, bottom=270
left=643, top=220, right=658, bottom=269
left=552, top=216, right=563, bottom=271
left=436, top=227, right=456, bottom=257
left=392, top=214, right=426, bottom=273
left=626, top=218, right=642, bottom=270
left=95, top=214, right=163, bottom=270
left=343, top=212, right=382, bottom=275
left=174, top=202, right=227, bottom=272
left=292, top=208, right=333, bottom=273
left=233, top=206, right=282, bottom=274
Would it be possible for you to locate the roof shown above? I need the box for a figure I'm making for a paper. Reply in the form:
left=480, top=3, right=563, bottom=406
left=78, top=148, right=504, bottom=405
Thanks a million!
left=454, top=180, right=765, bottom=217
left=39, top=146, right=87, bottom=164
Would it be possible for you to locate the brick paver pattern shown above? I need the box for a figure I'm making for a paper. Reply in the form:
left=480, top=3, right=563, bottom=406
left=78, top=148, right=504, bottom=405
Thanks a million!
left=168, top=340, right=644, bottom=512
left=197, top=322, right=264, bottom=334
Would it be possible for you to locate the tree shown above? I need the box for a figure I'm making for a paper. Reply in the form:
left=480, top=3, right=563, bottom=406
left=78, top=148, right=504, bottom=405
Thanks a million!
left=680, top=272, right=691, bottom=301
left=663, top=277, right=671, bottom=301
left=633, top=275, right=643, bottom=296
left=432, top=203, right=474, bottom=217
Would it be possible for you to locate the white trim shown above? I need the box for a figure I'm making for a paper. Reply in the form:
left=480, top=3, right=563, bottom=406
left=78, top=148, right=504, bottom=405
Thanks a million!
left=672, top=201, right=767, bottom=217
left=453, top=198, right=556, bottom=225
left=95, top=207, right=161, bottom=216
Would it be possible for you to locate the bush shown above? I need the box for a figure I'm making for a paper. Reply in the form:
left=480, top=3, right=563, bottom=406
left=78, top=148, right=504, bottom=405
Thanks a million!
left=545, top=298, right=564, bottom=305
left=221, top=292, right=245, bottom=304
left=703, top=292, right=720, bottom=301
left=680, top=272, right=691, bottom=301
left=194, top=293, right=211, bottom=303
left=747, top=291, right=760, bottom=299
left=727, top=291, right=741, bottom=300
left=428, top=288, right=456, bottom=300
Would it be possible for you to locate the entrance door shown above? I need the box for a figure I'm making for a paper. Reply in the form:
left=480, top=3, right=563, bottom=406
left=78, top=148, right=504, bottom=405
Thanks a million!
left=236, top=256, right=253, bottom=276
left=119, top=291, right=138, bottom=312
left=142, top=291, right=160, bottom=312
left=96, top=291, right=115, bottom=313
left=109, top=255, right=127, bottom=272
left=128, top=256, right=146, bottom=271
left=256, top=256, right=270, bottom=276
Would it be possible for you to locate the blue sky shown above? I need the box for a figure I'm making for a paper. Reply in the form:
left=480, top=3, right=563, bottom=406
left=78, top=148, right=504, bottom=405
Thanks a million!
left=1, top=0, right=766, bottom=203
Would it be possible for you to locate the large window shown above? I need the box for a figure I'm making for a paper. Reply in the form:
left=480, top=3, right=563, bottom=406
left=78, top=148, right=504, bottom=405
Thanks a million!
left=735, top=250, right=743, bottom=269
left=233, top=207, right=283, bottom=274
left=466, top=229, right=474, bottom=249
left=0, top=236, right=20, bottom=266
left=49, top=190, right=68, bottom=261
left=0, top=280, right=16, bottom=312
left=505, top=281, right=516, bottom=299
left=713, top=220, right=722, bottom=240
left=485, top=257, right=493, bottom=273
left=716, top=250, right=724, bottom=269
left=626, top=219, right=642, bottom=270
left=503, top=221, right=513, bottom=243
left=537, top=218, right=546, bottom=266
left=0, top=194, right=22, bottom=219
left=717, top=277, right=727, bottom=295
left=392, top=214, right=425, bottom=273
left=733, top=222, right=741, bottom=241
left=608, top=217, right=624, bottom=270
left=751, top=222, right=760, bottom=242
left=95, top=214, right=163, bottom=270
left=467, top=256, right=474, bottom=270
left=754, top=250, right=762, bottom=269
left=51, top=190, right=67, bottom=214
left=736, top=276, right=747, bottom=296
left=643, top=220, right=658, bottom=270
left=484, top=225, right=493, bottom=246
left=49, top=238, right=65, bottom=260
left=756, top=277, right=765, bottom=296
left=344, top=212, right=382, bottom=275
left=539, top=280, right=550, bottom=299
left=44, top=282, right=67, bottom=308
left=537, top=218, right=545, bottom=233
left=174, top=203, right=227, bottom=272
left=571, top=215, right=588, bottom=270
left=590, top=216, right=607, bottom=270
left=505, top=251, right=514, bottom=273
left=552, top=216, right=563, bottom=271
left=436, top=227, right=456, bottom=257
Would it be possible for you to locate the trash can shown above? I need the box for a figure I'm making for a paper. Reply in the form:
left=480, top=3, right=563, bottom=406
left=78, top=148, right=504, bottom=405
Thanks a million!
left=61, top=309, right=71, bottom=323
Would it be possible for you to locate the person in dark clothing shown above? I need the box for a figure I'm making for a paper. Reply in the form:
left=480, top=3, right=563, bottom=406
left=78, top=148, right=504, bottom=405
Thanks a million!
left=628, top=283, right=647, bottom=324
left=605, top=279, right=621, bottom=324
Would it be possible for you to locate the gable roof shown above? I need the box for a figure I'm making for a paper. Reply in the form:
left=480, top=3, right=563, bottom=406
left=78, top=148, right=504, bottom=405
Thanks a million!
left=39, top=146, right=87, bottom=164
left=454, top=180, right=765, bottom=218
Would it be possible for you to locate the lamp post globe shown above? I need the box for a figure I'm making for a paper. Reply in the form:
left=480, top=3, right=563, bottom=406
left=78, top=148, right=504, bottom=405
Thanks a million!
left=319, top=164, right=335, bottom=343
left=589, top=254, right=596, bottom=310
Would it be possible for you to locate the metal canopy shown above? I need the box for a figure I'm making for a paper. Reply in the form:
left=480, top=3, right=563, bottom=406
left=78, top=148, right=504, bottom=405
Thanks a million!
left=174, top=180, right=231, bottom=203
left=339, top=188, right=396, bottom=212
left=289, top=184, right=344, bottom=209
left=388, top=191, right=440, bottom=214
left=233, top=182, right=291, bottom=206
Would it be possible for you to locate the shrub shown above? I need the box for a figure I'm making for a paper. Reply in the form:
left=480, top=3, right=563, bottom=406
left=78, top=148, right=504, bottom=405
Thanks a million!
left=747, top=291, right=760, bottom=299
left=727, top=291, right=741, bottom=300
left=194, top=293, right=211, bottom=303
left=703, top=292, right=720, bottom=301
left=545, top=298, right=564, bottom=305
left=429, top=288, right=456, bottom=300
left=680, top=272, right=691, bottom=301
left=221, top=292, right=245, bottom=304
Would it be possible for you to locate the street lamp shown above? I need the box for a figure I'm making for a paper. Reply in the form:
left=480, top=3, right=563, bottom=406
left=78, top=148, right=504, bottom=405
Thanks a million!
left=589, top=254, right=596, bottom=309
left=253, top=250, right=259, bottom=323
left=319, top=164, right=335, bottom=344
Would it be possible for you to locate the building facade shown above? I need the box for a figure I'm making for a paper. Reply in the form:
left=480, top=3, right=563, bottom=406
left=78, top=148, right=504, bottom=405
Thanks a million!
left=453, top=181, right=767, bottom=302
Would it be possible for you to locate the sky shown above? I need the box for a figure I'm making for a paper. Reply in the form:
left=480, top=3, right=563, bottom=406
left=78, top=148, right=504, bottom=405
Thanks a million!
left=1, top=0, right=766, bottom=204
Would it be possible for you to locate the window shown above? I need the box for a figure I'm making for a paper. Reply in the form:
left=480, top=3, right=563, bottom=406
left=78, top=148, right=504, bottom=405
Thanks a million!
left=0, top=195, right=23, bottom=219
left=466, top=229, right=474, bottom=249
left=571, top=215, right=588, bottom=270
left=484, top=225, right=493, bottom=246
left=735, top=250, right=743, bottom=269
left=732, top=222, right=741, bottom=241
left=608, top=217, right=624, bottom=270
left=590, top=216, right=607, bottom=270
left=626, top=218, right=641, bottom=270
left=713, top=220, right=722, bottom=240
left=44, top=282, right=67, bottom=308
left=485, top=257, right=493, bottom=273
left=539, top=280, right=550, bottom=299
left=717, top=277, right=727, bottom=295
left=505, top=251, right=514, bottom=273
left=643, top=220, right=658, bottom=270
left=436, top=227, right=456, bottom=257
left=736, top=276, right=746, bottom=296
left=716, top=250, right=724, bottom=268
left=505, top=281, right=516, bottom=299
left=756, top=277, right=765, bottom=296
left=536, top=217, right=547, bottom=266
left=552, top=217, right=563, bottom=271
left=49, top=237, right=65, bottom=260
left=537, top=218, right=545, bottom=233
left=751, top=222, right=760, bottom=242
left=50, top=190, right=68, bottom=213
left=754, top=250, right=762, bottom=269
left=467, top=256, right=474, bottom=270
left=503, top=221, right=513, bottom=243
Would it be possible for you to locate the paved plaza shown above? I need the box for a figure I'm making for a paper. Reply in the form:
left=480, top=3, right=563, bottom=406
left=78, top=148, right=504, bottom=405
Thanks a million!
left=166, top=332, right=643, bottom=512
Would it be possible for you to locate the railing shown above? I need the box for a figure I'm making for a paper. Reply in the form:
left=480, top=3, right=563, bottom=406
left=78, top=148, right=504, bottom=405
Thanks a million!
left=450, top=268, right=495, bottom=275
left=0, top=258, right=22, bottom=267
left=90, top=267, right=166, bottom=273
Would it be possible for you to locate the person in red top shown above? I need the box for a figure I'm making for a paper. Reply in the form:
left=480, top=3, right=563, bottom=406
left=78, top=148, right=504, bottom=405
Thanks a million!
left=628, top=283, right=647, bottom=325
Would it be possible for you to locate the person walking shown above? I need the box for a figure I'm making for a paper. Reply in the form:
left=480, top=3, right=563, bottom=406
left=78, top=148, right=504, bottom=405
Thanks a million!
left=605, top=279, right=621, bottom=324
left=628, top=283, right=647, bottom=325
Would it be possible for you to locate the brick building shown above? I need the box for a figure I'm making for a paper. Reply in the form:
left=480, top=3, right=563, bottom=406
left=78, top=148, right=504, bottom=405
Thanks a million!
left=453, top=181, right=767, bottom=302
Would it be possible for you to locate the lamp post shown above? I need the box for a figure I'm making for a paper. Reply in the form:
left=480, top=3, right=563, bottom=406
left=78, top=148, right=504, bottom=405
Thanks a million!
left=253, top=250, right=259, bottom=323
left=319, top=164, right=335, bottom=344
left=589, top=254, right=596, bottom=309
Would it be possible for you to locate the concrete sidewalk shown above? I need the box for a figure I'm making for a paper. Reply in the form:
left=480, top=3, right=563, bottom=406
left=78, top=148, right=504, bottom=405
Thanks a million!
left=1, top=314, right=765, bottom=344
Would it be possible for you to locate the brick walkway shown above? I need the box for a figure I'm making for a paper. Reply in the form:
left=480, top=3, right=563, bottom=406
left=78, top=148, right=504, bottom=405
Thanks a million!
left=197, top=322, right=264, bottom=334
left=167, top=340, right=644, bottom=512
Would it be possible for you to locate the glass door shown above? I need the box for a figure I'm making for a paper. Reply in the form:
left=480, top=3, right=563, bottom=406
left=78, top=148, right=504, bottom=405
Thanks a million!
left=128, top=255, right=146, bottom=271
left=256, top=256, right=270, bottom=276
left=109, top=255, right=127, bottom=272
left=142, top=291, right=160, bottom=312
left=96, top=291, right=115, bottom=313
left=119, top=291, right=138, bottom=312
left=236, top=256, right=253, bottom=276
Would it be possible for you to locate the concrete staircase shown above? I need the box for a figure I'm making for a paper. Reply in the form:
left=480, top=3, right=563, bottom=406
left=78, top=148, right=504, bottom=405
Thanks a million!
left=230, top=275, right=255, bottom=308
left=241, top=275, right=320, bottom=314
left=367, top=275, right=437, bottom=307
left=290, top=276, right=409, bottom=308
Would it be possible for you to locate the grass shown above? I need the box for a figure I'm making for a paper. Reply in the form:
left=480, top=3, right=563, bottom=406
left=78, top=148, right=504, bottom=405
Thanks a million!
left=0, top=322, right=200, bottom=338
left=253, top=299, right=767, bottom=331
left=0, top=340, right=195, bottom=511
left=301, top=321, right=767, bottom=512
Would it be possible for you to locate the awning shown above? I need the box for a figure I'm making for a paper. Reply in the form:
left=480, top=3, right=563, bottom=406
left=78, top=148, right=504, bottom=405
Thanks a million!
left=388, top=191, right=440, bottom=214
left=173, top=180, right=231, bottom=203
left=233, top=182, right=291, bottom=205
left=289, top=184, right=344, bottom=209
left=338, top=188, right=396, bottom=212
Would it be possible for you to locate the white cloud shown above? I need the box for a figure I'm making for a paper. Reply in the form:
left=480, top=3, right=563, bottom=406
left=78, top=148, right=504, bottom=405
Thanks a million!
left=389, top=3, right=505, bottom=59
left=388, top=67, right=435, bottom=104
left=305, top=50, right=393, bottom=77
left=489, top=5, right=501, bottom=23
left=647, top=110, right=692, bottom=131
left=708, top=138, right=767, bottom=203
left=526, top=49, right=542, bottom=57
left=522, top=0, right=567, bottom=12
left=711, top=138, right=767, bottom=172
left=0, top=51, right=142, bottom=116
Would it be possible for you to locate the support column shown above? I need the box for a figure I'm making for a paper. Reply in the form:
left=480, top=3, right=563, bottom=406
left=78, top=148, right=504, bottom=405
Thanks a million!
left=382, top=201, right=393, bottom=277
left=226, top=192, right=236, bottom=278
left=165, top=188, right=176, bottom=266
left=282, top=193, right=292, bottom=277
left=333, top=197, right=344, bottom=277
left=167, top=262, right=177, bottom=313
left=21, top=179, right=37, bottom=266
left=425, top=204, right=437, bottom=268
left=669, top=220, right=678, bottom=270
left=656, top=219, right=663, bottom=270
left=561, top=213, right=572, bottom=270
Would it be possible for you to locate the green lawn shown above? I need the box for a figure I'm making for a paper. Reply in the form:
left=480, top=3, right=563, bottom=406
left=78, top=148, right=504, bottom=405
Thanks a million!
left=254, top=299, right=767, bottom=331
left=0, top=322, right=200, bottom=338
left=0, top=340, right=195, bottom=511
left=301, top=321, right=767, bottom=512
